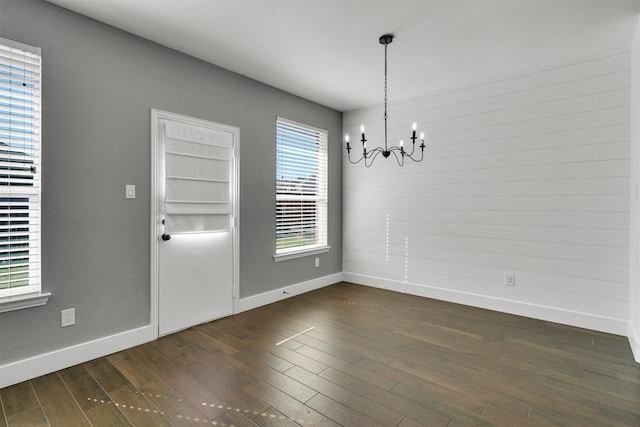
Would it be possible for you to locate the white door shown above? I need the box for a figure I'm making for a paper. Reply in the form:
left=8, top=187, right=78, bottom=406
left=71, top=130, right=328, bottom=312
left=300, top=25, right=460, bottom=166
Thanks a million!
left=152, top=110, right=238, bottom=336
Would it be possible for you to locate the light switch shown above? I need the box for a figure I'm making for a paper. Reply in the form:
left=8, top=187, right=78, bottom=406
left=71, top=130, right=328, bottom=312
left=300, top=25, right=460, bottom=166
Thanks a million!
left=126, top=184, right=136, bottom=199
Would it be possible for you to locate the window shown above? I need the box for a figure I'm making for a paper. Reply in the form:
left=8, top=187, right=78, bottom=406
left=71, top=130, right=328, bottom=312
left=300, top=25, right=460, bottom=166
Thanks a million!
left=275, top=117, right=329, bottom=260
left=0, top=38, right=47, bottom=312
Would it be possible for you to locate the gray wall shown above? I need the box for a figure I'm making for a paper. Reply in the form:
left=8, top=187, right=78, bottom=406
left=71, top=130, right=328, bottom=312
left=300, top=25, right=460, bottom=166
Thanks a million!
left=0, top=0, right=342, bottom=364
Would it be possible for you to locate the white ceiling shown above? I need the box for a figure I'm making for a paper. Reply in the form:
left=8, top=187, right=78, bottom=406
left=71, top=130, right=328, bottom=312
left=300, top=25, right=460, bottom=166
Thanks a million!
left=45, top=0, right=640, bottom=112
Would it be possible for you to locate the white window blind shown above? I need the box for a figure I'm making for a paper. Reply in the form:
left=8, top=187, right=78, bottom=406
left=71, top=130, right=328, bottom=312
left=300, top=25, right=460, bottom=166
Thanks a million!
left=0, top=39, right=42, bottom=299
left=276, top=117, right=328, bottom=255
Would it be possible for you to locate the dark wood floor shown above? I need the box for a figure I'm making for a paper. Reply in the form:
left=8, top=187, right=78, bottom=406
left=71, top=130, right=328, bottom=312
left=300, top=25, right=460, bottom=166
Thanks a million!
left=1, top=282, right=639, bottom=426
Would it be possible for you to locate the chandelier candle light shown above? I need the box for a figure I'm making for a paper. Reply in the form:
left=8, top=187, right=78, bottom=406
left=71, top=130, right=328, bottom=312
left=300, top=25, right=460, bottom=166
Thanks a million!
left=345, top=34, right=425, bottom=167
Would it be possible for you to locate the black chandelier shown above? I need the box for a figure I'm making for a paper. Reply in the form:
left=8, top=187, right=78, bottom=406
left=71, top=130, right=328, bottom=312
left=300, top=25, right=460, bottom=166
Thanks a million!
left=345, top=34, right=425, bottom=167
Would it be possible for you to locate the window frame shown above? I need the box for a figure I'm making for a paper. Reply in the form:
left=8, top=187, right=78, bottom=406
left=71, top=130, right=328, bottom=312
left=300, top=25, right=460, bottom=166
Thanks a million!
left=0, top=37, right=49, bottom=312
left=273, top=117, right=330, bottom=262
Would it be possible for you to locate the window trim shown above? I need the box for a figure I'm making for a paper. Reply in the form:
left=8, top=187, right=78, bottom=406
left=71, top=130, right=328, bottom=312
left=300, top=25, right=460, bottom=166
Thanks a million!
left=274, top=117, right=329, bottom=260
left=0, top=291, right=50, bottom=314
left=0, top=37, right=47, bottom=311
left=273, top=245, right=331, bottom=262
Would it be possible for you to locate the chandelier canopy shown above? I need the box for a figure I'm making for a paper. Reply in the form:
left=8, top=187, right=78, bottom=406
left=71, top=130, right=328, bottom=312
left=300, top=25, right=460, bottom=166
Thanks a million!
left=345, top=34, right=425, bottom=167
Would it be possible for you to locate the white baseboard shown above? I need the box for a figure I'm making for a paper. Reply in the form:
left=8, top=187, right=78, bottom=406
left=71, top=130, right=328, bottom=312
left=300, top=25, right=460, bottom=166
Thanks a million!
left=629, top=321, right=640, bottom=363
left=239, top=272, right=343, bottom=312
left=0, top=325, right=154, bottom=389
left=343, top=272, right=629, bottom=336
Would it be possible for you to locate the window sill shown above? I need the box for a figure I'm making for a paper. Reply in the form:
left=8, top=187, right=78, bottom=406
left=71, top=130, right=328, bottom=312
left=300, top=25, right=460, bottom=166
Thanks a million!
left=273, top=246, right=331, bottom=262
left=0, top=292, right=51, bottom=314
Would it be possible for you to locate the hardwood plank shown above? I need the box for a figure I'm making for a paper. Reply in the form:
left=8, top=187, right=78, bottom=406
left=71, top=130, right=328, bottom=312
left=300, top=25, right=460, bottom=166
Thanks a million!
left=581, top=369, right=640, bottom=399
left=147, top=334, right=196, bottom=367
left=496, top=352, right=583, bottom=379
left=295, top=345, right=398, bottom=390
left=0, top=393, right=7, bottom=427
left=212, top=409, right=259, bottom=427
left=190, top=325, right=239, bottom=357
left=617, top=369, right=640, bottom=385
left=397, top=417, right=429, bottom=427
left=0, top=382, right=39, bottom=419
left=31, top=373, right=90, bottom=426
left=356, top=357, right=527, bottom=419
left=242, top=379, right=341, bottom=427
left=389, top=356, right=473, bottom=384
left=181, top=341, right=256, bottom=386
left=317, top=366, right=450, bottom=426
left=291, top=333, right=366, bottom=365
left=6, top=407, right=48, bottom=427
left=126, top=345, right=230, bottom=420
left=540, top=375, right=640, bottom=422
left=391, top=381, right=502, bottom=427
left=246, top=335, right=327, bottom=374
left=58, top=364, right=112, bottom=412
left=84, top=403, right=132, bottom=427
left=183, top=359, right=269, bottom=415
left=285, top=365, right=404, bottom=427
left=482, top=402, right=549, bottom=427
left=361, top=356, right=493, bottom=409
left=107, top=385, right=172, bottom=427
left=108, top=351, right=213, bottom=424
left=143, top=393, right=212, bottom=426
left=129, top=345, right=230, bottom=419
left=527, top=404, right=609, bottom=427
left=196, top=321, right=298, bottom=373
left=227, top=351, right=317, bottom=403
left=251, top=407, right=299, bottom=427
left=468, top=367, right=614, bottom=425
left=107, top=351, right=174, bottom=397
left=305, top=392, right=386, bottom=427
left=83, top=357, right=131, bottom=393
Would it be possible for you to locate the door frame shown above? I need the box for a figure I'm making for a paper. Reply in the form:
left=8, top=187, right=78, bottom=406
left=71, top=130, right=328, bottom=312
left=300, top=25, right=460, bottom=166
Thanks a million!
left=150, top=108, right=240, bottom=338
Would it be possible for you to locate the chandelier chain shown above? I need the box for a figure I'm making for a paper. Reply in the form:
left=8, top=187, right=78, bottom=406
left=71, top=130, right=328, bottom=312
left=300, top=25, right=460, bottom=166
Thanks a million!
left=384, top=42, right=389, bottom=151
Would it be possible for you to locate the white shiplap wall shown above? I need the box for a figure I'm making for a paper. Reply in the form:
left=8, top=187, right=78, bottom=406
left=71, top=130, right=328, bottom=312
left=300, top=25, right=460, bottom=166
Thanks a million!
left=343, top=51, right=631, bottom=335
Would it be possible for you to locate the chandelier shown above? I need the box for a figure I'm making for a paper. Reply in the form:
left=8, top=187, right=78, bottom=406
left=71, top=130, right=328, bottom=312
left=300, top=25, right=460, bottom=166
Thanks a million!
left=345, top=34, right=425, bottom=167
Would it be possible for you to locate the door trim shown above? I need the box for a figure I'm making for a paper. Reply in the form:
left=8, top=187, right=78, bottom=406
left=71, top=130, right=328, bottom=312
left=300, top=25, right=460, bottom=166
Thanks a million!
left=150, top=108, right=239, bottom=338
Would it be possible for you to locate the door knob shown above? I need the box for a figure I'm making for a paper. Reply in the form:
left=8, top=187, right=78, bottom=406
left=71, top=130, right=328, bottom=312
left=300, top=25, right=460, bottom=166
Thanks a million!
left=161, top=234, right=171, bottom=241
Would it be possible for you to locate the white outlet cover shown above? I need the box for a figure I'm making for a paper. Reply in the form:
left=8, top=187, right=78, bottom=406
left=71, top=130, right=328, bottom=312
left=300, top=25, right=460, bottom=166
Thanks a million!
left=61, top=308, right=75, bottom=327
left=504, top=273, right=515, bottom=286
left=125, top=184, right=136, bottom=199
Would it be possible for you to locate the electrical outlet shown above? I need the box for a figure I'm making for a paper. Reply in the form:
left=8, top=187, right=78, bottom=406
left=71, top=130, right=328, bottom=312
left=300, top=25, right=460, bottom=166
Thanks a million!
left=315, top=257, right=319, bottom=268
left=61, top=308, right=75, bottom=327
left=504, top=272, right=515, bottom=286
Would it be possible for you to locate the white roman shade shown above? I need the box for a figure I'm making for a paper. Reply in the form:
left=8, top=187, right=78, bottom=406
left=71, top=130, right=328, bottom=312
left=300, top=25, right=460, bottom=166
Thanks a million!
left=275, top=117, right=328, bottom=255
left=163, top=120, right=233, bottom=234
left=0, top=39, right=42, bottom=297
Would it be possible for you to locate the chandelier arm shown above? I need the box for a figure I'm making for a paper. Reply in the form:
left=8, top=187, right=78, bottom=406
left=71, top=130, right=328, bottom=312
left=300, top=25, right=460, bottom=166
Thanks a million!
left=406, top=135, right=417, bottom=157
left=347, top=151, right=367, bottom=165
left=403, top=144, right=425, bottom=162
left=349, top=146, right=386, bottom=165
left=364, top=148, right=384, bottom=167
left=366, top=147, right=385, bottom=159
left=390, top=149, right=405, bottom=166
